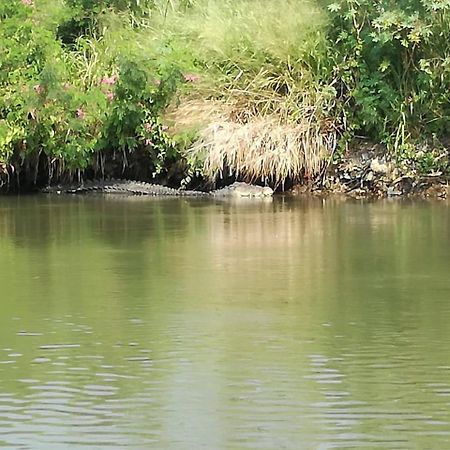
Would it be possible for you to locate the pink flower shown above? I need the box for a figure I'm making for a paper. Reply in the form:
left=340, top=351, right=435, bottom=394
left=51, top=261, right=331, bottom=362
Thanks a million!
left=183, top=73, right=200, bottom=83
left=101, top=75, right=118, bottom=85
left=76, top=108, right=85, bottom=119
left=33, top=84, right=43, bottom=95
left=21, top=0, right=33, bottom=5
left=144, top=122, right=153, bottom=133
left=63, top=83, right=71, bottom=90
left=106, top=91, right=114, bottom=101
left=144, top=139, right=153, bottom=146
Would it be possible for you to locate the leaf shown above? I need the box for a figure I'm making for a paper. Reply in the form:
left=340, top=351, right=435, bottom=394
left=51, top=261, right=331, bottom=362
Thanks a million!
left=327, top=3, right=341, bottom=13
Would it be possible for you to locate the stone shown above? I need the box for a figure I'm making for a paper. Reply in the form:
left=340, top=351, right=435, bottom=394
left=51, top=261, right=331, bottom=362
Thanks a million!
left=370, top=158, right=389, bottom=174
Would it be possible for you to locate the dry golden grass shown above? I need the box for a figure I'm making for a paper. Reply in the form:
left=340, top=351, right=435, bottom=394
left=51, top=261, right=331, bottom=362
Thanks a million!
left=188, top=117, right=337, bottom=188
left=166, top=90, right=337, bottom=187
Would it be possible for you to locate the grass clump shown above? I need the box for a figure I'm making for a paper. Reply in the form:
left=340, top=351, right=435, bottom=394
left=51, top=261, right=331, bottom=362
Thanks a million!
left=146, top=0, right=338, bottom=184
left=190, top=118, right=336, bottom=187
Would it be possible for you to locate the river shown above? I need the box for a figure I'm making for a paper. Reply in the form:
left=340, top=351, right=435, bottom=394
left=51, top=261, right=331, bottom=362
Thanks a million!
left=0, top=195, right=449, bottom=449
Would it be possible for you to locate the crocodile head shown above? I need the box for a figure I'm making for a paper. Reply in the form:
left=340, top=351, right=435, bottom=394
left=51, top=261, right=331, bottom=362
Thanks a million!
left=261, top=186, right=274, bottom=197
left=225, top=182, right=273, bottom=197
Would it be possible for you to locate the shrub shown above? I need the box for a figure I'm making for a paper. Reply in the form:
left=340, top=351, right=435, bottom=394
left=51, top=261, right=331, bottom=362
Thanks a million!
left=99, top=59, right=180, bottom=176
left=0, top=0, right=183, bottom=187
left=327, top=0, right=450, bottom=151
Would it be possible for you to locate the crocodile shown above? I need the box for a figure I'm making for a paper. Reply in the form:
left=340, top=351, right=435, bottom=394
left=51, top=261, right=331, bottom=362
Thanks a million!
left=43, top=180, right=273, bottom=198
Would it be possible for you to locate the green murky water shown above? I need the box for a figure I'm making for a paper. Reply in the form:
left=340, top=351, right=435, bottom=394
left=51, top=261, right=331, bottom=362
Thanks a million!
left=1, top=195, right=450, bottom=449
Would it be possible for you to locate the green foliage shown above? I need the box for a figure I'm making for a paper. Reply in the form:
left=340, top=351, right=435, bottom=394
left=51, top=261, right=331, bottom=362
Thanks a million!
left=3, top=0, right=450, bottom=187
left=57, top=0, right=156, bottom=45
left=100, top=59, right=179, bottom=174
left=396, top=143, right=450, bottom=175
left=327, top=0, right=450, bottom=152
left=0, top=0, right=182, bottom=185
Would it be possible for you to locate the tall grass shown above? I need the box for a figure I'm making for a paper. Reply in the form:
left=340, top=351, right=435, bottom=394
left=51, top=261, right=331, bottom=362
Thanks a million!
left=46, top=0, right=336, bottom=185
left=146, top=0, right=329, bottom=107
left=133, top=0, right=337, bottom=184
left=190, top=118, right=336, bottom=187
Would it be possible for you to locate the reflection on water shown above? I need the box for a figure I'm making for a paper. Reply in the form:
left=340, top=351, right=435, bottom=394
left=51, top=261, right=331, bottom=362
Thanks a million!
left=0, top=195, right=450, bottom=449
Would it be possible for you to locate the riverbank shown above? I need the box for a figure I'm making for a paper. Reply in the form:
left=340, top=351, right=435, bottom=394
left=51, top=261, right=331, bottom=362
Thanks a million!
left=292, top=144, right=450, bottom=200
left=2, top=1, right=450, bottom=193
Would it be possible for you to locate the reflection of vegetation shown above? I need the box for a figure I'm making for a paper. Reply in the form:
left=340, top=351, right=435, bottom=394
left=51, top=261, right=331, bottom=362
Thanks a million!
left=1, top=196, right=449, bottom=331
left=1, top=197, right=450, bottom=446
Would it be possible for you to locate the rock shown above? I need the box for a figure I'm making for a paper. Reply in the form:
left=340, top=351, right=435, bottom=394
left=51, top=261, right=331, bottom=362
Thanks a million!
left=310, top=147, right=447, bottom=199
left=387, top=186, right=402, bottom=196
left=370, top=158, right=389, bottom=174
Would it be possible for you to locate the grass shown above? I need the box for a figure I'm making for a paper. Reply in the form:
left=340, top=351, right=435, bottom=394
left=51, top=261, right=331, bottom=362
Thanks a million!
left=134, top=0, right=337, bottom=185
left=46, top=0, right=336, bottom=186
left=189, top=117, right=337, bottom=188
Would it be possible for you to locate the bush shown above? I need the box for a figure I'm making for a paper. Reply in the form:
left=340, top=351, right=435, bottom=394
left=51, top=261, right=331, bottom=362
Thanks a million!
left=0, top=0, right=182, bottom=187
left=99, top=59, right=180, bottom=176
left=327, top=0, right=450, bottom=151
